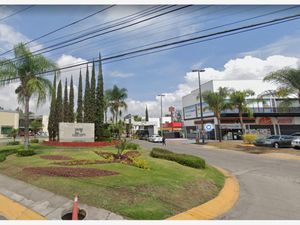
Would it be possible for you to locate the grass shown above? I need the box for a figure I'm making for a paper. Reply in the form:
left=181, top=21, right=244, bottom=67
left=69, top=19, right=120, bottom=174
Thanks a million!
left=0, top=144, right=225, bottom=220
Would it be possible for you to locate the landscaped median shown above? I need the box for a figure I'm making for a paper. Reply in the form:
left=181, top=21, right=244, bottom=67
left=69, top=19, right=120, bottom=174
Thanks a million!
left=0, top=143, right=226, bottom=220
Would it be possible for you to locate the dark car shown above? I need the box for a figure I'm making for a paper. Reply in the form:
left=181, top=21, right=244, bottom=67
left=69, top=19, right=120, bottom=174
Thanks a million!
left=254, top=135, right=294, bottom=148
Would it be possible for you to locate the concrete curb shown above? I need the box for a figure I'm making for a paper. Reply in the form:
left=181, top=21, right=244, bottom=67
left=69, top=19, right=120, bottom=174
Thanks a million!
left=167, top=166, right=240, bottom=220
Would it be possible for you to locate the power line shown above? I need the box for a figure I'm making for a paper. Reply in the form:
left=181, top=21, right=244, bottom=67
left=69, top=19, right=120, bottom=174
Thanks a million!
left=2, top=11, right=300, bottom=84
left=0, top=5, right=115, bottom=57
left=0, top=5, right=34, bottom=23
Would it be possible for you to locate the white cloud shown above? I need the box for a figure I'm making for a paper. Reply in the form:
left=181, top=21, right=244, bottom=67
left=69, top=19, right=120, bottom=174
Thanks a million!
left=125, top=55, right=300, bottom=117
left=109, top=70, right=134, bottom=78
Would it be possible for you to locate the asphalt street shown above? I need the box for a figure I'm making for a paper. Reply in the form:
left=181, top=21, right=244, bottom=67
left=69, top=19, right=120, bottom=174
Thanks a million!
left=135, top=139, right=300, bottom=220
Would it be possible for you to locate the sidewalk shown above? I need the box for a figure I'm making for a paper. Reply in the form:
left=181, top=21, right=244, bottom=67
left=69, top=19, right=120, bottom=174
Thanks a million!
left=0, top=174, right=123, bottom=220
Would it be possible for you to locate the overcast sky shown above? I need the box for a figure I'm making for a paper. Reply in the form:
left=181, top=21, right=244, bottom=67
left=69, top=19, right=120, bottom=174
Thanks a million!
left=0, top=5, right=300, bottom=118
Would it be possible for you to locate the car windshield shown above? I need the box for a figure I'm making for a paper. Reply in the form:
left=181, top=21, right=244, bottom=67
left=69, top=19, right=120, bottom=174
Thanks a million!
left=267, top=136, right=280, bottom=139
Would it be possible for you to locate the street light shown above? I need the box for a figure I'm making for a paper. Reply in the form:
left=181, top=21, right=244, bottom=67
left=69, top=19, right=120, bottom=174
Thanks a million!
left=157, top=94, right=165, bottom=137
left=192, top=69, right=205, bottom=144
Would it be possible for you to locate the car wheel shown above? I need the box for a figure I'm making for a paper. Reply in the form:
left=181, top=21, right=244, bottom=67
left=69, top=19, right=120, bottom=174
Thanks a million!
left=273, top=142, right=280, bottom=149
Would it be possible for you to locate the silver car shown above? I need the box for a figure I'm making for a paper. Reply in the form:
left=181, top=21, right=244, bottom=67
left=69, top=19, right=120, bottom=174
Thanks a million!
left=291, top=138, right=300, bottom=149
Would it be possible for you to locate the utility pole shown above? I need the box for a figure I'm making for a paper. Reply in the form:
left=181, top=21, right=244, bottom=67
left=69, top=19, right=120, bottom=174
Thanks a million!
left=157, top=94, right=165, bottom=137
left=192, top=69, right=205, bottom=144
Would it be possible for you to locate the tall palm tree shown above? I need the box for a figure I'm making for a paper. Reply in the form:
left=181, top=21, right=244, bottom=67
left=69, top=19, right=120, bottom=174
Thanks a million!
left=105, top=85, right=128, bottom=123
left=228, top=89, right=255, bottom=134
left=264, top=67, right=300, bottom=105
left=201, top=87, right=231, bottom=142
left=0, top=43, right=57, bottom=150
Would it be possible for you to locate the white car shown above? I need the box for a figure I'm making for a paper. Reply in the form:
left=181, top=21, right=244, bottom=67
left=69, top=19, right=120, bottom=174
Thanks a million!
left=148, top=135, right=163, bottom=143
left=291, top=137, right=300, bottom=149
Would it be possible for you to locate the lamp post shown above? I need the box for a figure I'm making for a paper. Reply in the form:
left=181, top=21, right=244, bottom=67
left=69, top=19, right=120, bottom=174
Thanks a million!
left=192, top=69, right=205, bottom=144
left=157, top=94, right=165, bottom=137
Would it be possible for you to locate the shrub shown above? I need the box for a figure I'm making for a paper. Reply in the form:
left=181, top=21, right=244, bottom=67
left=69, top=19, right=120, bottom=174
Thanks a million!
left=0, top=148, right=19, bottom=156
left=125, top=142, right=139, bottom=150
left=150, top=148, right=206, bottom=169
left=6, top=141, right=20, bottom=146
left=242, top=133, right=258, bottom=144
left=30, top=139, right=39, bottom=143
left=130, top=157, right=150, bottom=170
left=0, top=154, right=6, bottom=162
left=17, top=150, right=35, bottom=157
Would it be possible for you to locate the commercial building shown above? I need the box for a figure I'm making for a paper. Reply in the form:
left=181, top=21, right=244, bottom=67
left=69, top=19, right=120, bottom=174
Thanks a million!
left=0, top=110, right=19, bottom=138
left=182, top=79, right=300, bottom=140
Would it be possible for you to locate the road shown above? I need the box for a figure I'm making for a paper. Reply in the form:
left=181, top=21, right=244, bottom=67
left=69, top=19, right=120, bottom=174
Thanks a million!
left=135, top=139, right=300, bottom=220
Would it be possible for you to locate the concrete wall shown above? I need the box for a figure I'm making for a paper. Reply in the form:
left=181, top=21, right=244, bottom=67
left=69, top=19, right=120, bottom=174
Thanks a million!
left=0, top=111, right=19, bottom=138
left=59, top=122, right=94, bottom=142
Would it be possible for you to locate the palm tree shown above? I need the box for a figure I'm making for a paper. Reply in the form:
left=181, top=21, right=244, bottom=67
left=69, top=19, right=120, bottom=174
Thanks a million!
left=228, top=89, right=255, bottom=134
left=9, top=128, right=19, bottom=142
left=105, top=85, right=128, bottom=123
left=0, top=43, right=57, bottom=150
left=201, top=87, right=231, bottom=142
left=264, top=68, right=300, bottom=105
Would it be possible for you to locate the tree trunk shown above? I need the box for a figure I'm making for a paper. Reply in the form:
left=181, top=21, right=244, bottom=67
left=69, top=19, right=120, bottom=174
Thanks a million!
left=239, top=111, right=245, bottom=134
left=24, top=96, right=30, bottom=150
left=217, top=114, right=222, bottom=142
left=115, top=109, right=118, bottom=124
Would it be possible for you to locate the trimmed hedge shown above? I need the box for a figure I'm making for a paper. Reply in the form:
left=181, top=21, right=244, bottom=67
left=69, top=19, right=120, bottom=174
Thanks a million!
left=0, top=155, right=6, bottom=162
left=7, top=141, right=20, bottom=145
left=30, top=139, right=39, bottom=143
left=125, top=142, right=139, bottom=150
left=17, top=150, right=36, bottom=157
left=0, top=147, right=20, bottom=162
left=150, top=148, right=206, bottom=169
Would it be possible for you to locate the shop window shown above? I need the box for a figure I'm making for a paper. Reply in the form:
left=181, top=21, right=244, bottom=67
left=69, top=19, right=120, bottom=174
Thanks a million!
left=1, top=126, right=13, bottom=135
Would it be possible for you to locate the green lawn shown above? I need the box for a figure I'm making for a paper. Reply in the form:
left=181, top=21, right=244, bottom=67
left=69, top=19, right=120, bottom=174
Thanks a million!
left=0, top=144, right=224, bottom=219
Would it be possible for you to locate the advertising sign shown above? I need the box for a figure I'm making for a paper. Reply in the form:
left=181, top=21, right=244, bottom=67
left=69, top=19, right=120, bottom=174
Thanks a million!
left=196, top=102, right=214, bottom=117
left=59, top=122, right=95, bottom=142
left=183, top=105, right=196, bottom=119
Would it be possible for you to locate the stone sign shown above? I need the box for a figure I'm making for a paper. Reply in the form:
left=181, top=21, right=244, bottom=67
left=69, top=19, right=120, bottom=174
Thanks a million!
left=59, top=122, right=94, bottom=142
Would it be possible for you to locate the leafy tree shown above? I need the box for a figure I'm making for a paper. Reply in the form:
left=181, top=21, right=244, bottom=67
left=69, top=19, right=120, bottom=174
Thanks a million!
left=90, top=61, right=96, bottom=122
left=95, top=55, right=104, bottom=140
left=76, top=70, right=83, bottom=122
left=145, top=105, right=149, bottom=121
left=201, top=87, right=231, bottom=142
left=48, top=74, right=57, bottom=141
left=56, top=80, right=63, bottom=140
left=30, top=120, right=43, bottom=137
left=84, top=65, right=91, bottom=122
left=63, top=78, right=69, bottom=122
left=0, top=43, right=56, bottom=150
left=109, top=121, right=125, bottom=139
left=106, top=85, right=128, bottom=123
left=69, top=75, right=75, bottom=122
left=9, top=128, right=18, bottom=142
left=115, top=138, right=128, bottom=159
left=228, top=89, right=255, bottom=134
left=264, top=67, right=300, bottom=105
left=133, top=115, right=142, bottom=121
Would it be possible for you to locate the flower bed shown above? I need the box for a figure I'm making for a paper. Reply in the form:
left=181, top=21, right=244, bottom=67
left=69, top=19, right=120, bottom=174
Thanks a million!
left=23, top=167, right=119, bottom=177
left=53, top=159, right=115, bottom=166
left=40, top=155, right=74, bottom=160
left=43, top=140, right=118, bottom=148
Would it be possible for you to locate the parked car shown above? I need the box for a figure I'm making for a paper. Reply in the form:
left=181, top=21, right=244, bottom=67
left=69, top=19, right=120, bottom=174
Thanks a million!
left=290, top=132, right=300, bottom=138
left=148, top=134, right=163, bottom=143
left=254, top=135, right=294, bottom=148
left=291, top=137, right=300, bottom=149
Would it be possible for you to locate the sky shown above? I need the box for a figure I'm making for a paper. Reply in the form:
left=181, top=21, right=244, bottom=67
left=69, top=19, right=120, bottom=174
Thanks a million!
left=0, top=5, right=300, bottom=118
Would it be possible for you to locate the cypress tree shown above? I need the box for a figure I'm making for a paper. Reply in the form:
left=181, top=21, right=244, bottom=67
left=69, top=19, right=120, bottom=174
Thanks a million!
left=145, top=105, right=149, bottom=122
left=56, top=80, right=63, bottom=140
left=76, top=70, right=83, bottom=122
left=84, top=64, right=90, bottom=122
left=95, top=53, right=104, bottom=140
left=90, top=61, right=96, bottom=122
left=69, top=75, right=75, bottom=122
left=63, top=78, right=69, bottom=122
left=48, top=73, right=56, bottom=141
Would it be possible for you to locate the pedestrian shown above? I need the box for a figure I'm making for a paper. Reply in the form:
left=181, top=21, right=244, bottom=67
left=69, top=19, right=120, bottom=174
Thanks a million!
left=162, top=136, right=166, bottom=146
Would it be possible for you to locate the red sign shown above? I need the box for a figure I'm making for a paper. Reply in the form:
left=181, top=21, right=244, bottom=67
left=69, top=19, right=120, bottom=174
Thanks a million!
left=162, top=122, right=182, bottom=128
left=258, top=117, right=272, bottom=125
left=277, top=117, right=293, bottom=124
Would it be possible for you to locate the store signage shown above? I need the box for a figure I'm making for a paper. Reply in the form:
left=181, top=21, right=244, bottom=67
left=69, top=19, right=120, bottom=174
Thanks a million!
left=220, top=124, right=241, bottom=129
left=204, top=123, right=214, bottom=131
left=277, top=117, right=293, bottom=124
left=258, top=117, right=272, bottom=125
left=59, top=122, right=94, bottom=142
left=184, top=105, right=196, bottom=119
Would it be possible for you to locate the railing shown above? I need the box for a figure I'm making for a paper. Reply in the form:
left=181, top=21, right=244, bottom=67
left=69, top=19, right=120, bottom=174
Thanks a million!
left=251, top=107, right=300, bottom=113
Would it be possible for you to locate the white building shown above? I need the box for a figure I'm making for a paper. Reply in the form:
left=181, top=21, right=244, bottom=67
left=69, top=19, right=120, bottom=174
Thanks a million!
left=0, top=110, right=19, bottom=138
left=182, top=79, right=300, bottom=140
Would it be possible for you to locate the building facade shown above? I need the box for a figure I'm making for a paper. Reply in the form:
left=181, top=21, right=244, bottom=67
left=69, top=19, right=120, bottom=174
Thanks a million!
left=0, top=110, right=19, bottom=138
left=182, top=79, right=300, bottom=140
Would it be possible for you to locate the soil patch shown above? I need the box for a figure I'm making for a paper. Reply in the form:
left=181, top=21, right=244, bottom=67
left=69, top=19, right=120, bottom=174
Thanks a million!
left=23, top=167, right=119, bottom=177
left=40, top=155, right=74, bottom=160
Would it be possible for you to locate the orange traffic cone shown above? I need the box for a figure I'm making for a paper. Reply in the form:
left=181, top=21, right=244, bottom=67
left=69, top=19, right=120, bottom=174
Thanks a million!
left=72, top=195, right=79, bottom=220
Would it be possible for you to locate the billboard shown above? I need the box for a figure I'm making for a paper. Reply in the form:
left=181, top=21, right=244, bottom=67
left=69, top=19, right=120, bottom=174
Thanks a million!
left=183, top=105, right=196, bottom=119
left=196, top=102, right=214, bottom=117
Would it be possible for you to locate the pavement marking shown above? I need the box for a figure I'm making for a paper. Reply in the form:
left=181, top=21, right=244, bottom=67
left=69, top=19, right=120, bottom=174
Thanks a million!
left=0, top=194, right=45, bottom=220
left=167, top=166, right=240, bottom=220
